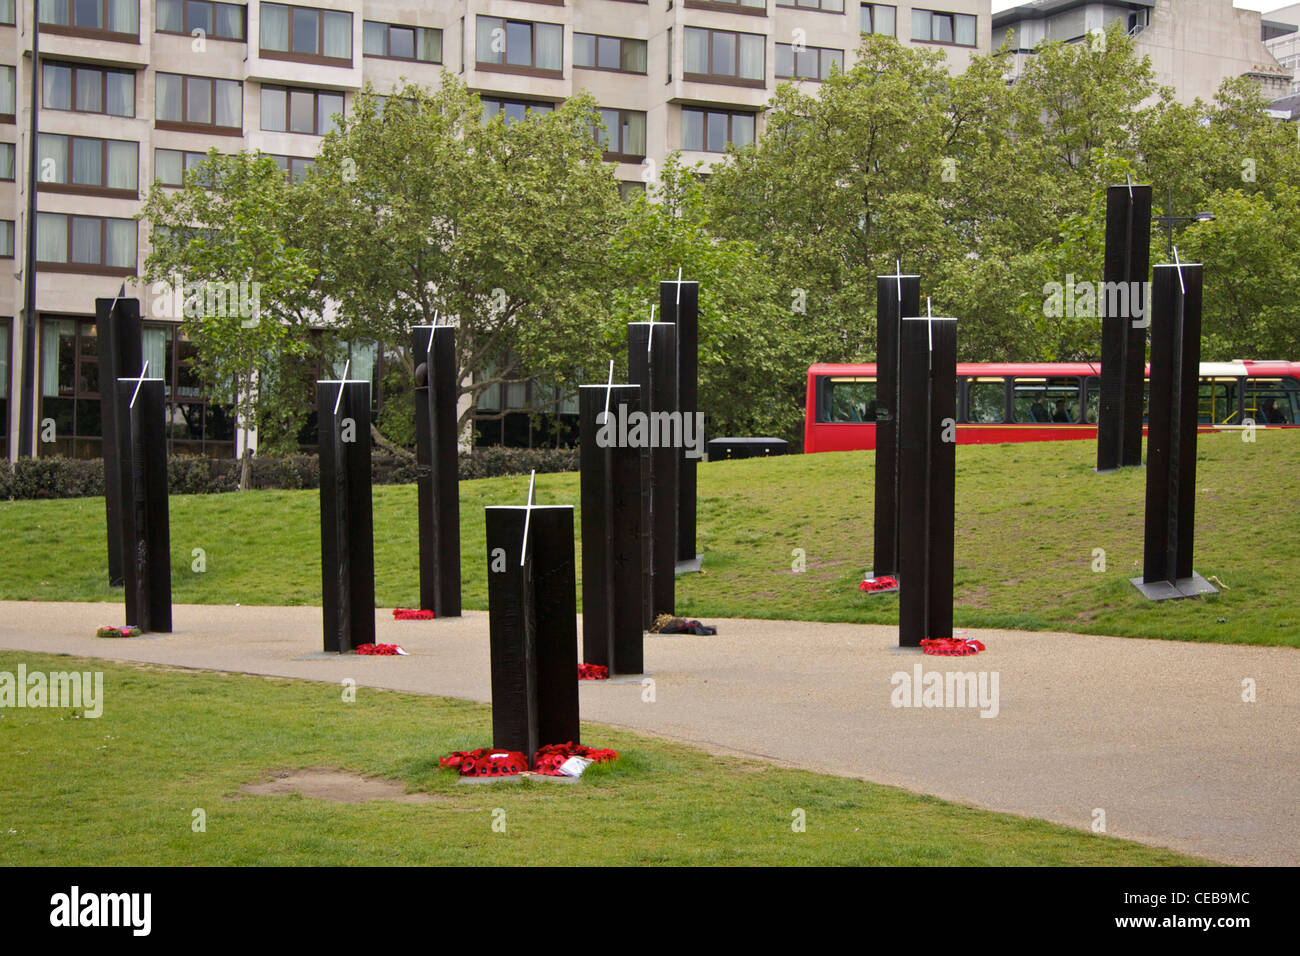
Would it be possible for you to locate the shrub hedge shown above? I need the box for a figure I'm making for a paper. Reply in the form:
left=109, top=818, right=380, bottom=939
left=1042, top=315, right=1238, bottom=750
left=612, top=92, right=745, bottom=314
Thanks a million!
left=0, top=446, right=578, bottom=501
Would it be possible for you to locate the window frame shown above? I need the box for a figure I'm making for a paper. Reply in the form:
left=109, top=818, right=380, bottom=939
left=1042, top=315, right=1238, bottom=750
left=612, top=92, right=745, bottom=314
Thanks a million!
left=259, top=84, right=344, bottom=137
left=36, top=212, right=138, bottom=276
left=860, top=3, right=897, bottom=36
left=573, top=32, right=648, bottom=75
left=682, top=26, right=767, bottom=88
left=480, top=96, right=556, bottom=125
left=37, top=0, right=140, bottom=41
left=154, top=0, right=246, bottom=41
left=594, top=107, right=647, bottom=162
left=36, top=133, right=139, bottom=198
left=774, top=42, right=843, bottom=81
left=686, top=0, right=767, bottom=16
left=911, top=8, right=977, bottom=48
left=0, top=65, right=15, bottom=123
left=259, top=2, right=353, bottom=66
left=681, top=106, right=757, bottom=153
left=475, top=15, right=565, bottom=78
left=775, top=0, right=843, bottom=13
left=362, top=20, right=442, bottom=63
left=154, top=72, right=243, bottom=135
left=42, top=61, right=137, bottom=118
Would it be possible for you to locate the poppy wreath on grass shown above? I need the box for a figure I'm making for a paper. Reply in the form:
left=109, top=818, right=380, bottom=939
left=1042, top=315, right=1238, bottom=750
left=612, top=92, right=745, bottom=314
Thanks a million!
left=393, top=608, right=435, bottom=621
left=532, top=742, right=619, bottom=776
left=355, top=643, right=408, bottom=656
left=440, top=749, right=530, bottom=777
left=96, top=625, right=140, bottom=638
left=578, top=662, right=609, bottom=680
left=859, top=576, right=899, bottom=594
left=920, top=637, right=986, bottom=657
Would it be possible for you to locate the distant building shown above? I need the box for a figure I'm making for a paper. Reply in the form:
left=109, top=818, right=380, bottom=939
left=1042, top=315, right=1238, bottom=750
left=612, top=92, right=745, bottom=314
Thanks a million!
left=992, top=1, right=1291, bottom=105
left=1263, top=3, right=1300, bottom=94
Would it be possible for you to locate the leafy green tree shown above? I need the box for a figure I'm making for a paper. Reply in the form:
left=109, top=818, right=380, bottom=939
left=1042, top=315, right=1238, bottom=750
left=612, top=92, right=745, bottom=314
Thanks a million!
left=138, top=151, right=325, bottom=489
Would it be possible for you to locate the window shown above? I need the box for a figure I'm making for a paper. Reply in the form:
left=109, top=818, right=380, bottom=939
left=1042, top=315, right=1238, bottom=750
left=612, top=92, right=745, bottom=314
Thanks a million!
left=260, top=86, right=343, bottom=135
left=964, top=377, right=1006, bottom=423
left=594, top=108, right=646, bottom=161
left=574, top=33, right=647, bottom=74
left=1244, top=377, right=1299, bottom=425
left=156, top=0, right=244, bottom=40
left=260, top=3, right=352, bottom=63
left=0, top=220, right=13, bottom=257
left=36, top=212, right=137, bottom=273
left=266, top=153, right=315, bottom=181
left=911, top=8, right=976, bottom=47
left=155, top=148, right=220, bottom=186
left=775, top=43, right=842, bottom=81
left=363, top=21, right=442, bottom=62
left=476, top=16, right=564, bottom=75
left=155, top=73, right=242, bottom=132
left=687, top=0, right=766, bottom=13
left=682, top=107, right=755, bottom=152
left=776, top=0, right=843, bottom=11
left=1012, top=376, right=1081, bottom=423
left=38, top=318, right=234, bottom=458
left=1198, top=378, right=1239, bottom=426
left=37, top=134, right=138, bottom=195
left=481, top=97, right=554, bottom=125
left=0, top=142, right=14, bottom=180
left=819, top=377, right=878, bottom=423
left=38, top=0, right=138, bottom=36
left=0, top=66, right=14, bottom=122
left=0, top=0, right=12, bottom=24
left=619, top=181, right=646, bottom=202
left=860, top=3, right=896, bottom=35
left=43, top=62, right=135, bottom=117
left=684, top=27, right=765, bottom=86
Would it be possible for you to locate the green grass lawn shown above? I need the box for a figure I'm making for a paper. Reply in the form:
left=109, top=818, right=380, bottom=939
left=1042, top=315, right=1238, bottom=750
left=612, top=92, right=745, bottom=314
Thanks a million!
left=0, top=652, right=1206, bottom=866
left=1, top=431, right=1296, bottom=646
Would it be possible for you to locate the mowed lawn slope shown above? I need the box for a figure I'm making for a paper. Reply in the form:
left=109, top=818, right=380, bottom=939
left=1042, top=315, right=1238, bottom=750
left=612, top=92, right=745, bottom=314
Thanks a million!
left=0, top=653, right=1206, bottom=866
left=0, top=431, right=1295, bottom=646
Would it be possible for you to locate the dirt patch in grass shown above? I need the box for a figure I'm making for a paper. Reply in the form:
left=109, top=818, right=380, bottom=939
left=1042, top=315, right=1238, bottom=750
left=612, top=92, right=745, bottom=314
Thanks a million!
left=240, top=767, right=444, bottom=804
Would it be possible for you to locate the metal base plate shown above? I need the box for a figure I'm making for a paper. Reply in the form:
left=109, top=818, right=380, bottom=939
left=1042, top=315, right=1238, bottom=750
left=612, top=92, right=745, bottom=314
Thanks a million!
left=1129, top=572, right=1219, bottom=601
left=675, top=554, right=704, bottom=575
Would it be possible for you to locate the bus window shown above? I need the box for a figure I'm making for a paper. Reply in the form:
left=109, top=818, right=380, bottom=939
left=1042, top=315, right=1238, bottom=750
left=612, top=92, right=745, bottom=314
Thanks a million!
left=1083, top=376, right=1099, bottom=424
left=965, top=377, right=1006, bottom=423
left=1012, top=377, right=1082, bottom=423
left=1245, top=378, right=1298, bottom=424
left=822, top=376, right=878, bottom=423
left=1198, top=378, right=1239, bottom=425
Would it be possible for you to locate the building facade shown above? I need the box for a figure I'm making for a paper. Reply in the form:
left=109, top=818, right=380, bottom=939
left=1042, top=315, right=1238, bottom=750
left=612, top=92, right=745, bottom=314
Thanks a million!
left=0, top=0, right=991, bottom=461
left=993, top=0, right=1291, bottom=105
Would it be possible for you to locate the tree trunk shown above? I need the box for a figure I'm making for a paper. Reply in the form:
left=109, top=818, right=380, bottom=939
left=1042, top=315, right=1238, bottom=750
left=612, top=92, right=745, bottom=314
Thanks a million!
left=239, top=450, right=253, bottom=492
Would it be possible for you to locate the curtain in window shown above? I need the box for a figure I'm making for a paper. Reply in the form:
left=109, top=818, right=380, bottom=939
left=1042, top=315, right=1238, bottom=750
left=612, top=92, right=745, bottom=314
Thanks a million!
left=42, top=319, right=74, bottom=397
left=349, top=342, right=377, bottom=385
left=108, top=0, right=137, bottom=32
left=732, top=113, right=755, bottom=148
left=323, top=11, right=351, bottom=58
left=822, top=50, right=842, bottom=80
left=106, top=72, right=133, bottom=116
left=874, top=5, right=895, bottom=35
left=71, top=137, right=102, bottom=186
left=955, top=14, right=976, bottom=47
left=43, top=64, right=71, bottom=110
left=106, top=219, right=136, bottom=269
left=107, top=141, right=137, bottom=190
left=142, top=327, right=168, bottom=383
left=71, top=217, right=101, bottom=264
left=37, top=213, right=67, bottom=264
left=625, top=113, right=646, bottom=155
left=535, top=23, right=562, bottom=70
left=156, top=0, right=181, bottom=31
left=0, top=66, right=14, bottom=114
left=911, top=10, right=930, bottom=41
left=776, top=43, right=793, bottom=78
left=75, top=68, right=102, bottom=113
left=38, top=134, right=66, bottom=184
left=476, top=16, right=501, bottom=63
left=39, top=0, right=69, bottom=26
left=186, top=77, right=212, bottom=124
left=260, top=87, right=285, bottom=131
left=214, top=2, right=241, bottom=39
left=823, top=0, right=843, bottom=11
left=318, top=93, right=343, bottom=135
left=214, top=79, right=240, bottom=128
left=682, top=109, right=703, bottom=150
left=0, top=144, right=14, bottom=179
left=622, top=39, right=647, bottom=73
left=739, top=33, right=764, bottom=80
left=155, top=148, right=182, bottom=185
left=261, top=3, right=289, bottom=52
left=684, top=27, right=707, bottom=74
left=155, top=73, right=181, bottom=122
left=363, top=21, right=385, bottom=56
left=418, top=28, right=441, bottom=63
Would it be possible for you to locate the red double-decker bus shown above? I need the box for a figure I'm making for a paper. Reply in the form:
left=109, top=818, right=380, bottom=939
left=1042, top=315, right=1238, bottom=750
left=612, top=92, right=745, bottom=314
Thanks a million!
left=803, top=360, right=1300, bottom=453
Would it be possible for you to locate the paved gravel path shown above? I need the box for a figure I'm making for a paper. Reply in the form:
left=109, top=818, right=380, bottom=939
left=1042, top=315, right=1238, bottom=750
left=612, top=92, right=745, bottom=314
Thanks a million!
left=2, top=600, right=1296, bottom=865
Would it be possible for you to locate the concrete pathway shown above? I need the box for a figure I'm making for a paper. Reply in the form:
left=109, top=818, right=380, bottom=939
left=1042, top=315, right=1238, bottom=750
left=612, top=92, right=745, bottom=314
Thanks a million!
left=1, top=600, right=1297, bottom=866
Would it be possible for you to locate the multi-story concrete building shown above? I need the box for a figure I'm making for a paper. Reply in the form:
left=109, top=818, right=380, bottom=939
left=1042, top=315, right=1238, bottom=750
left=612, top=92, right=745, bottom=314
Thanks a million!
left=1263, top=3, right=1300, bottom=95
left=992, top=0, right=1291, bottom=105
left=0, top=0, right=991, bottom=460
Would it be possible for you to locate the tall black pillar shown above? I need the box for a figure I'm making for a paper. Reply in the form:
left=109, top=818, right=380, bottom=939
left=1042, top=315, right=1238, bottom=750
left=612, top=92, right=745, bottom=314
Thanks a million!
left=1097, top=183, right=1151, bottom=472
left=873, top=272, right=920, bottom=578
left=896, top=316, right=957, bottom=647
left=485, top=504, right=581, bottom=757
left=628, top=321, right=678, bottom=628
left=114, top=376, right=171, bottom=633
left=579, top=384, right=644, bottom=674
left=98, top=295, right=143, bottom=587
left=661, top=279, right=700, bottom=565
left=318, top=379, right=376, bottom=652
left=411, top=325, right=461, bottom=617
left=1133, top=263, right=1216, bottom=600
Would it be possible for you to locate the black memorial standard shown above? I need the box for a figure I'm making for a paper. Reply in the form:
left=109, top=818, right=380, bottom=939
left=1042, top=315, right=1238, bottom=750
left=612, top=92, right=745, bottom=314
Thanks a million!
left=873, top=272, right=921, bottom=579
left=113, top=376, right=171, bottom=633
left=411, top=325, right=461, bottom=617
left=628, top=321, right=678, bottom=628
